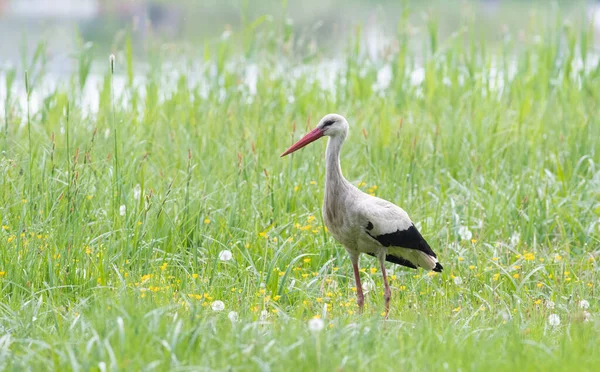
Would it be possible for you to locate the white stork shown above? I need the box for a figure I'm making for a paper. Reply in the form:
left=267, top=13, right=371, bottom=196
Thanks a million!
left=281, top=114, right=443, bottom=317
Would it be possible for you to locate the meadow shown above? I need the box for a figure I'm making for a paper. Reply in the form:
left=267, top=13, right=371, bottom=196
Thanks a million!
left=1, top=3, right=600, bottom=371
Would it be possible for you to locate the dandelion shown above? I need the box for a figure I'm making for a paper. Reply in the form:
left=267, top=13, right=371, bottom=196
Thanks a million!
left=548, top=314, right=560, bottom=327
left=453, top=276, right=463, bottom=285
left=458, top=226, right=472, bottom=241
left=369, top=267, right=377, bottom=274
left=119, top=205, right=126, bottom=216
left=308, top=317, right=325, bottom=332
left=204, top=218, right=211, bottom=225
left=219, top=250, right=233, bottom=261
left=211, top=300, right=225, bottom=311
left=512, top=273, right=520, bottom=279
left=554, top=254, right=563, bottom=262
left=524, top=253, right=535, bottom=261
left=583, top=311, right=592, bottom=322
left=546, top=301, right=555, bottom=310
left=0, top=271, right=5, bottom=277
left=579, top=300, right=590, bottom=310
left=228, top=311, right=239, bottom=322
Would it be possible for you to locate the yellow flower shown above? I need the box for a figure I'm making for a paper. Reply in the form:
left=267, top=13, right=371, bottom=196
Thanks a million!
left=452, top=306, right=461, bottom=312
left=564, top=271, right=570, bottom=277
left=192, top=273, right=199, bottom=279
left=0, top=271, right=5, bottom=277
left=294, top=185, right=300, bottom=192
left=513, top=273, right=520, bottom=279
left=204, top=218, right=211, bottom=224
left=310, top=181, right=317, bottom=185
left=273, top=295, right=281, bottom=301
left=536, top=282, right=543, bottom=288
left=493, top=273, right=500, bottom=281
left=85, top=247, right=92, bottom=255
left=301, top=273, right=309, bottom=278
left=307, top=215, right=316, bottom=223
left=303, top=258, right=311, bottom=263
left=492, top=257, right=499, bottom=261
left=1, top=225, right=8, bottom=231
left=469, top=265, right=475, bottom=270
left=316, top=298, right=323, bottom=303
left=458, top=257, right=465, bottom=261
left=554, top=254, right=563, bottom=261
left=160, top=263, right=168, bottom=271
left=332, top=267, right=339, bottom=272
left=370, top=267, right=377, bottom=274
left=534, top=299, right=542, bottom=305
left=524, top=253, right=535, bottom=261
left=471, top=239, right=477, bottom=243
left=7, top=235, right=15, bottom=243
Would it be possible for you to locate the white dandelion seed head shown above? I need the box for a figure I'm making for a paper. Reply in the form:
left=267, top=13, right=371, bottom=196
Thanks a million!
left=308, top=318, right=324, bottom=332
left=228, top=311, right=239, bottom=322
left=119, top=205, right=126, bottom=216
left=583, top=311, right=592, bottom=322
left=260, top=310, right=269, bottom=321
left=453, top=276, right=463, bottom=285
left=211, top=300, right=225, bottom=312
left=579, top=300, right=590, bottom=310
left=458, top=226, right=472, bottom=241
left=218, top=250, right=233, bottom=261
left=546, top=301, right=555, bottom=310
left=499, top=311, right=511, bottom=321
left=363, top=281, right=374, bottom=292
left=510, top=232, right=520, bottom=247
left=548, top=314, right=560, bottom=327
left=133, top=184, right=141, bottom=201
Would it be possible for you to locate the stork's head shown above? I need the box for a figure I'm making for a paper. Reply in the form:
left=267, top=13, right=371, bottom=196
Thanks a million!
left=280, top=114, right=349, bottom=157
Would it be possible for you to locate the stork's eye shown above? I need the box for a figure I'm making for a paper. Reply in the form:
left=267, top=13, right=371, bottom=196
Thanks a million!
left=322, top=119, right=335, bottom=127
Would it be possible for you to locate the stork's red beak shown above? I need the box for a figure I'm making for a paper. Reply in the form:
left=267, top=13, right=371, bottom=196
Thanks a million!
left=280, top=128, right=324, bottom=157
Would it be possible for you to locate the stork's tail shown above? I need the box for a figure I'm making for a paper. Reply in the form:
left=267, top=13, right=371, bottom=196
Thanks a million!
left=416, top=251, right=443, bottom=272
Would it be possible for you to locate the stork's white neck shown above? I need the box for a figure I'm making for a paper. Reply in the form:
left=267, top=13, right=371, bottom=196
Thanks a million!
left=325, top=134, right=349, bottom=195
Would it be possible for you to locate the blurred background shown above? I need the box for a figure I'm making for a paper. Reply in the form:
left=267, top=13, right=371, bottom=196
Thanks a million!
left=0, top=0, right=598, bottom=70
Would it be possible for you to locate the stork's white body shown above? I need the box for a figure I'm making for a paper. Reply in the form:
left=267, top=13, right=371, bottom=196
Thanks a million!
left=282, top=113, right=443, bottom=316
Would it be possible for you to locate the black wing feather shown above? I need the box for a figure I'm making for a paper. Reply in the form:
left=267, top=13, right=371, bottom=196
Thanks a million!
left=366, top=224, right=437, bottom=258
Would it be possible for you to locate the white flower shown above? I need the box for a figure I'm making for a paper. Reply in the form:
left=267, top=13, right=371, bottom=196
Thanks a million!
left=579, top=300, right=590, bottom=309
left=228, top=311, right=239, bottom=322
left=453, top=276, right=463, bottom=285
left=583, top=311, right=592, bottom=322
left=211, top=300, right=225, bottom=311
left=548, top=314, right=560, bottom=327
left=546, top=301, right=555, bottom=310
left=510, top=232, right=520, bottom=247
left=260, top=310, right=268, bottom=321
left=218, top=250, right=233, bottom=261
left=133, top=184, right=141, bottom=200
left=308, top=318, right=324, bottom=332
left=458, top=226, right=472, bottom=241
left=119, top=205, right=126, bottom=216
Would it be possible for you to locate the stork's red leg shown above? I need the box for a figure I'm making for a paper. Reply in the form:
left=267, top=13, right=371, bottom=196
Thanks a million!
left=351, top=256, right=364, bottom=312
left=379, top=255, right=391, bottom=319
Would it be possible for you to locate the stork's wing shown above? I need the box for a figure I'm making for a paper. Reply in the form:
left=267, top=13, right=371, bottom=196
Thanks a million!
left=357, top=197, right=442, bottom=272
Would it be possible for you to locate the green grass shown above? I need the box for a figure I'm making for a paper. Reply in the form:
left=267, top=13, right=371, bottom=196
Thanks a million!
left=1, top=4, right=600, bottom=371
